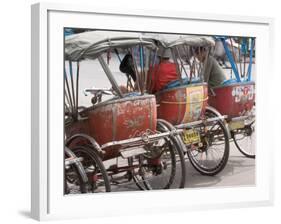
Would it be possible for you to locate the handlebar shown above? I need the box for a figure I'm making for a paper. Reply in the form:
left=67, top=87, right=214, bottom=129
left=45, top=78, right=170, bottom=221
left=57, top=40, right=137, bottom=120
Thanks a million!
left=83, top=87, right=113, bottom=96
left=84, top=86, right=114, bottom=105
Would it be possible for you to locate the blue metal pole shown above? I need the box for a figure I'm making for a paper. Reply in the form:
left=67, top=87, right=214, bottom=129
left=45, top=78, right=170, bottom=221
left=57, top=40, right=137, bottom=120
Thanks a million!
left=220, top=37, right=241, bottom=82
left=139, top=45, right=145, bottom=93
left=139, top=45, right=144, bottom=69
left=247, top=38, right=254, bottom=81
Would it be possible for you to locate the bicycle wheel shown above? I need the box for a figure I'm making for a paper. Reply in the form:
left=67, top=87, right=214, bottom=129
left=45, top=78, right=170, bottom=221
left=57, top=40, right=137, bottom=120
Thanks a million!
left=232, top=119, right=255, bottom=158
left=65, top=147, right=89, bottom=194
left=186, top=108, right=230, bottom=176
left=130, top=119, right=186, bottom=190
left=71, top=145, right=111, bottom=193
left=128, top=157, right=147, bottom=190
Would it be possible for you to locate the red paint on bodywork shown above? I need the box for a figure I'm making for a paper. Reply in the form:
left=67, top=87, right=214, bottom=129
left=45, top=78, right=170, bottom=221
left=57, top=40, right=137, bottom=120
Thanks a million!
left=88, top=95, right=156, bottom=145
left=65, top=95, right=157, bottom=160
left=208, top=82, right=255, bottom=118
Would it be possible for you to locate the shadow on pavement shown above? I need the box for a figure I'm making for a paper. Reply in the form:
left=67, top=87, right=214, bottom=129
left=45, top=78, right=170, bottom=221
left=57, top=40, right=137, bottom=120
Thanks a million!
left=185, top=154, right=255, bottom=188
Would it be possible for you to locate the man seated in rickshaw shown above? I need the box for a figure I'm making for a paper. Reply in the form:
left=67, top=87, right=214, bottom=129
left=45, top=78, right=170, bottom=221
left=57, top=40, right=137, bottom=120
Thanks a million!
left=149, top=49, right=178, bottom=93
left=119, top=53, right=137, bottom=93
left=119, top=49, right=179, bottom=94
left=194, top=46, right=227, bottom=88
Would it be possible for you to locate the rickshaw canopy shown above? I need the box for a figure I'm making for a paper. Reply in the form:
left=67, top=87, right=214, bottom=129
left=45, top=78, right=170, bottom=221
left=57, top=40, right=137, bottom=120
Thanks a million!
left=143, top=33, right=215, bottom=47
left=65, top=31, right=164, bottom=61
left=65, top=31, right=215, bottom=61
left=166, top=35, right=215, bottom=48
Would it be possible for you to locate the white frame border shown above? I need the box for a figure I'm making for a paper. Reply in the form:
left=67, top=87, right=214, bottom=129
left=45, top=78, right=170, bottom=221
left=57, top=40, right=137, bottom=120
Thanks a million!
left=31, top=2, right=275, bottom=221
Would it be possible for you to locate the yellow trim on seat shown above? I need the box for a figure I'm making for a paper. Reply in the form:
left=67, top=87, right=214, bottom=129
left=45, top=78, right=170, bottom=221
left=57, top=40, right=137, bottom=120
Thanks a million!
left=161, top=97, right=208, bottom=104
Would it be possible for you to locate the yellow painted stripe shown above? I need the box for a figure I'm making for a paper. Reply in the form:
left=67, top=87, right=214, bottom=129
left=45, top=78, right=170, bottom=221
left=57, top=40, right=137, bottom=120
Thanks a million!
left=161, top=97, right=208, bottom=104
left=182, top=86, right=204, bottom=123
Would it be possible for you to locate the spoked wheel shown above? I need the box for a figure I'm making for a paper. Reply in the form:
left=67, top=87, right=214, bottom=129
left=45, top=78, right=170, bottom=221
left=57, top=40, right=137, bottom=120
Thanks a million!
left=186, top=108, right=229, bottom=176
left=128, top=157, right=147, bottom=190
left=232, top=119, right=255, bottom=158
left=130, top=119, right=186, bottom=190
left=65, top=169, right=86, bottom=194
left=65, top=147, right=88, bottom=194
left=70, top=145, right=111, bottom=193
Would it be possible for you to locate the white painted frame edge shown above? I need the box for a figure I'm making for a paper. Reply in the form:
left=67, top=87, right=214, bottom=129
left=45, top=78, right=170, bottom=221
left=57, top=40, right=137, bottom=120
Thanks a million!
left=31, top=2, right=275, bottom=221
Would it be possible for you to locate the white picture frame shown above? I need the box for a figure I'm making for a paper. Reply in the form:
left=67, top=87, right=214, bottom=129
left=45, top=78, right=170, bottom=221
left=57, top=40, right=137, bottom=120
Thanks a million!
left=31, top=2, right=275, bottom=221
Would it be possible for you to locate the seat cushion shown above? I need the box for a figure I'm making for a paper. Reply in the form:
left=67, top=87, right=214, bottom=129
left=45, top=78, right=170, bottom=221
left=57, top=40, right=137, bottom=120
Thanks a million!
left=164, top=77, right=201, bottom=89
left=222, top=79, right=238, bottom=85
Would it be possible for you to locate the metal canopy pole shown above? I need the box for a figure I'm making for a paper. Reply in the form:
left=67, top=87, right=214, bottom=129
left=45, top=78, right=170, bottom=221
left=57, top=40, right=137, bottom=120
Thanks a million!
left=171, top=48, right=183, bottom=85
left=98, top=55, right=124, bottom=98
left=247, top=38, right=254, bottom=81
left=175, top=46, right=189, bottom=78
left=64, top=70, right=74, bottom=114
left=75, top=61, right=80, bottom=116
left=68, top=61, right=76, bottom=109
left=220, top=37, right=241, bottom=82
left=139, top=45, right=144, bottom=94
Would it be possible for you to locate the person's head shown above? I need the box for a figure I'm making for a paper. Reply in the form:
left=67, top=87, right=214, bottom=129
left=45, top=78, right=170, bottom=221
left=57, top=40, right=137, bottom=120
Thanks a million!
left=193, top=46, right=208, bottom=62
left=157, top=49, right=172, bottom=62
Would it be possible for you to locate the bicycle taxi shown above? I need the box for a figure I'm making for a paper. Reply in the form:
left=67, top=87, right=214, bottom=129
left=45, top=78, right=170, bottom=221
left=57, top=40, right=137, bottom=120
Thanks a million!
left=208, top=37, right=255, bottom=158
left=64, top=31, right=187, bottom=193
left=145, top=35, right=230, bottom=176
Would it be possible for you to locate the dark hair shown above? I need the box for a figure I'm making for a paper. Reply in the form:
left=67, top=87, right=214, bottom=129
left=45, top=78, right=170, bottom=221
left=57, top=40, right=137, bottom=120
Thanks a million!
left=193, top=46, right=207, bottom=54
left=119, top=54, right=136, bottom=82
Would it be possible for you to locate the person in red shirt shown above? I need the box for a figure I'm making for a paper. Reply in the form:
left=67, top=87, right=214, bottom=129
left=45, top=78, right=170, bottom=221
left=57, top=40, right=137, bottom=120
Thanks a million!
left=149, top=49, right=179, bottom=93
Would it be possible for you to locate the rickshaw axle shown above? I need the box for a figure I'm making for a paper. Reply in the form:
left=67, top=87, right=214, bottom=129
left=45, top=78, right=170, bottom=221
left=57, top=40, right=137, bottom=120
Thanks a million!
left=174, top=115, right=226, bottom=130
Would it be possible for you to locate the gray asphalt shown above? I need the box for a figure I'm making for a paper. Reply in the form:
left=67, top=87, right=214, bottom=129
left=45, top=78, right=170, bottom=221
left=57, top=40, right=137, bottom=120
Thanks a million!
left=108, top=140, right=255, bottom=192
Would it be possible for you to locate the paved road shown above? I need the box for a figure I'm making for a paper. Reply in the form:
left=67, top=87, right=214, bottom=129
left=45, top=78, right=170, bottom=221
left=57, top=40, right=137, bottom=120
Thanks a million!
left=184, top=140, right=255, bottom=189
left=108, top=139, right=255, bottom=192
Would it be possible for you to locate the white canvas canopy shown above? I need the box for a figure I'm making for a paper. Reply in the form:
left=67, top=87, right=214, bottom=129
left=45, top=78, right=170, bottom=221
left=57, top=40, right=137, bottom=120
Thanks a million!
left=167, top=35, right=215, bottom=48
left=65, top=31, right=162, bottom=61
left=65, top=30, right=215, bottom=61
left=145, top=33, right=215, bottom=48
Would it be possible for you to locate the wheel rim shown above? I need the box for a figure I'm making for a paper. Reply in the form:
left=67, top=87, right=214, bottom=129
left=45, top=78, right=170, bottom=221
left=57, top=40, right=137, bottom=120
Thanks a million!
left=70, top=146, right=110, bottom=193
left=65, top=165, right=86, bottom=194
left=233, top=121, right=255, bottom=158
left=189, top=121, right=227, bottom=171
left=131, top=137, right=177, bottom=190
left=186, top=109, right=229, bottom=175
